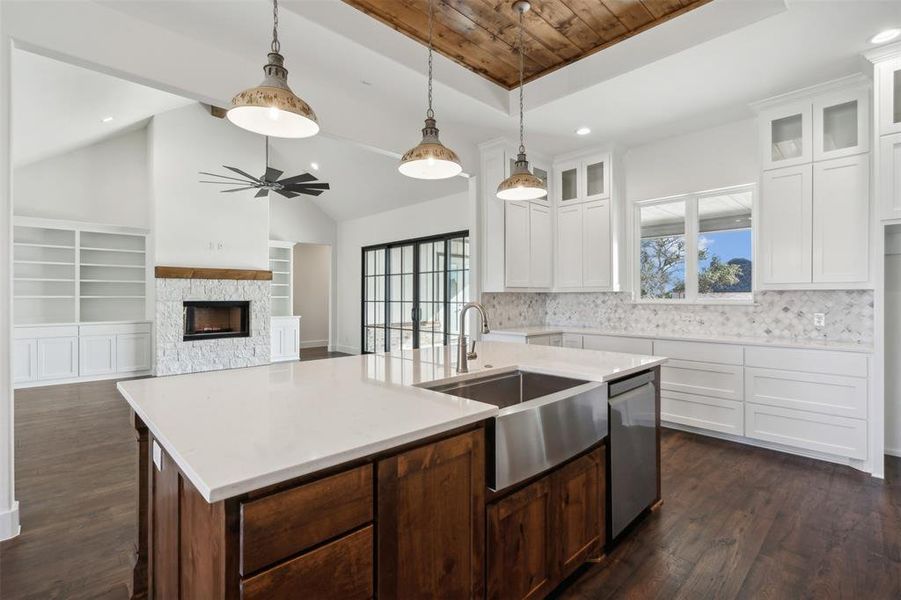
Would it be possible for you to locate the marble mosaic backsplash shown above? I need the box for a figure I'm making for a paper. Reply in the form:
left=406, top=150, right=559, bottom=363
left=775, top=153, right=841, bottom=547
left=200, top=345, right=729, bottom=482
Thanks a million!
left=481, top=290, right=874, bottom=345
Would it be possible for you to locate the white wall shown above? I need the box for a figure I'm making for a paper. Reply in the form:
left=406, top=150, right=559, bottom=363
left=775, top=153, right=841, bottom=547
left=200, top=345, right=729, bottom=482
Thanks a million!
left=150, top=103, right=269, bottom=270
left=336, top=190, right=473, bottom=354
left=885, top=230, right=901, bottom=456
left=623, top=118, right=758, bottom=202
left=14, top=127, right=150, bottom=228
left=293, top=244, right=331, bottom=347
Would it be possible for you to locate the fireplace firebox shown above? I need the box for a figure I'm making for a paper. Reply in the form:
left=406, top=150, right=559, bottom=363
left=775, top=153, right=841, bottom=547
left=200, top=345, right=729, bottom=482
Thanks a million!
left=183, top=301, right=250, bottom=341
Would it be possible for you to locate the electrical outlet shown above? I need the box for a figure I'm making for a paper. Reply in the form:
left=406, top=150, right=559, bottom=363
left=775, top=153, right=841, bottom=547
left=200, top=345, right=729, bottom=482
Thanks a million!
left=814, top=313, right=826, bottom=328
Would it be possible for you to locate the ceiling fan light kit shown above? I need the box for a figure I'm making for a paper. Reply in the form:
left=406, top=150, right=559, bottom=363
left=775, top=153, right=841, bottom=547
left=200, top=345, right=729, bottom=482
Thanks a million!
left=399, top=0, right=463, bottom=180
left=227, top=0, right=319, bottom=139
left=497, top=0, right=547, bottom=201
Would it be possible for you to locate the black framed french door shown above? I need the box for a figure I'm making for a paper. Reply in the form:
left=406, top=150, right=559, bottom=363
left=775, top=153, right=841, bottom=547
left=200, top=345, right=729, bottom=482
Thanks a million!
left=361, top=231, right=469, bottom=354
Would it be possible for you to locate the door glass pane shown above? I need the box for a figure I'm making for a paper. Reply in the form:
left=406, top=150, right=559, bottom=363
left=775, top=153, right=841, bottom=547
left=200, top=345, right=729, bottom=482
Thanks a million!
left=697, top=192, right=753, bottom=301
left=561, top=167, right=578, bottom=201
left=822, top=100, right=858, bottom=152
left=533, top=167, right=548, bottom=188
left=771, top=114, right=803, bottom=161
left=586, top=161, right=605, bottom=196
left=639, top=201, right=686, bottom=300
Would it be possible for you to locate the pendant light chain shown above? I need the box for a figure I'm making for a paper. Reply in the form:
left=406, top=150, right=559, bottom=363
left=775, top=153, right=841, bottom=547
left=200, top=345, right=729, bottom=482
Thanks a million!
left=427, top=0, right=434, bottom=119
left=518, top=8, right=525, bottom=155
left=271, top=0, right=280, bottom=53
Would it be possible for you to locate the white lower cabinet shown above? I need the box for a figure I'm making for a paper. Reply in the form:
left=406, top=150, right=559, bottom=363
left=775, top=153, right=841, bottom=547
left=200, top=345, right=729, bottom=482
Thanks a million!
left=13, top=339, right=38, bottom=384
left=80, top=335, right=117, bottom=376
left=526, top=334, right=562, bottom=347
left=744, top=367, right=867, bottom=420
left=37, top=336, right=78, bottom=381
left=116, top=333, right=152, bottom=372
left=661, top=391, right=743, bottom=436
left=744, top=403, right=867, bottom=460
left=561, top=333, right=583, bottom=348
left=271, top=316, right=301, bottom=362
left=660, top=359, right=742, bottom=401
left=582, top=334, right=652, bottom=355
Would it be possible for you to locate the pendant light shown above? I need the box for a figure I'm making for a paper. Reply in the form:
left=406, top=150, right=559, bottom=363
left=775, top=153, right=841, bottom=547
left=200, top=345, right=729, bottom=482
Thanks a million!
left=398, top=0, right=462, bottom=179
left=497, top=1, right=547, bottom=201
left=227, top=0, right=319, bottom=138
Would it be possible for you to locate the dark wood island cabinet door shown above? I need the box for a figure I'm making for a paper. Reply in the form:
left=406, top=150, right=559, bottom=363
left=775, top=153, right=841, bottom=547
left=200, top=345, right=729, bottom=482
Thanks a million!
left=553, top=447, right=604, bottom=578
left=377, top=428, right=486, bottom=599
left=487, top=477, right=554, bottom=600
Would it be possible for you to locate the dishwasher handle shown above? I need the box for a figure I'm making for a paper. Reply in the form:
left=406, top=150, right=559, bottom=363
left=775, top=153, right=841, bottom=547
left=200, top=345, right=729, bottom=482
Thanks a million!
left=609, top=370, right=655, bottom=397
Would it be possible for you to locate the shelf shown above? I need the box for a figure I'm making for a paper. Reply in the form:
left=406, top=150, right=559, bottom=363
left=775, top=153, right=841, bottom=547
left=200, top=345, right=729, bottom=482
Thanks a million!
left=14, top=278, right=76, bottom=282
left=14, top=242, right=75, bottom=249
left=80, top=279, right=145, bottom=283
left=81, top=263, right=146, bottom=269
left=14, top=295, right=75, bottom=299
left=80, top=246, right=146, bottom=254
left=271, top=283, right=289, bottom=287
left=271, top=295, right=289, bottom=299
left=80, top=296, right=146, bottom=299
left=14, top=260, right=75, bottom=266
left=269, top=259, right=290, bottom=263
left=272, top=271, right=290, bottom=275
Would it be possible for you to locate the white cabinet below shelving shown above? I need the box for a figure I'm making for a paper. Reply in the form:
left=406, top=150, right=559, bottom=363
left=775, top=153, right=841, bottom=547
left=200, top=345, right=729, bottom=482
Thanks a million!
left=271, top=316, right=301, bottom=362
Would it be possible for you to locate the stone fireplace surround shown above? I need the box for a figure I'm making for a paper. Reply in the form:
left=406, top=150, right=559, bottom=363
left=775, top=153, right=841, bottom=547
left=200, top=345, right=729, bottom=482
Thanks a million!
left=154, top=267, right=272, bottom=376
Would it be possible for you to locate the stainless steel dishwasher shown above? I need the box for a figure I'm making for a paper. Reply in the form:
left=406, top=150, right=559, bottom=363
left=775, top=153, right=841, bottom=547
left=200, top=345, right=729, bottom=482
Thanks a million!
left=608, top=370, right=658, bottom=542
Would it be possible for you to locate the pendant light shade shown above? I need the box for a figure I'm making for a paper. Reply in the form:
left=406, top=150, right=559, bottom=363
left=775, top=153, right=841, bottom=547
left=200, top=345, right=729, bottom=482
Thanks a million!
left=399, top=0, right=462, bottom=180
left=497, top=1, right=546, bottom=201
left=227, top=0, right=319, bottom=139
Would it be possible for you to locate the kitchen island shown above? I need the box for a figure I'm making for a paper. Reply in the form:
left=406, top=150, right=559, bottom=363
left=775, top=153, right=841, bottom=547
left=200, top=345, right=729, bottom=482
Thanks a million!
left=118, top=341, right=665, bottom=599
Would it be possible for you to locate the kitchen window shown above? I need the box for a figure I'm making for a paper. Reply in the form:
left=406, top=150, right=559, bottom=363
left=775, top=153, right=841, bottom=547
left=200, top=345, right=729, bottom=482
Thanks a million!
left=635, top=185, right=754, bottom=303
left=361, top=231, right=469, bottom=353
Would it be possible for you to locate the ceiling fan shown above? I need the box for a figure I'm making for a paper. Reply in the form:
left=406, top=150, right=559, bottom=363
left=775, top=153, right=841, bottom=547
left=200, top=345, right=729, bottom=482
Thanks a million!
left=199, top=137, right=330, bottom=199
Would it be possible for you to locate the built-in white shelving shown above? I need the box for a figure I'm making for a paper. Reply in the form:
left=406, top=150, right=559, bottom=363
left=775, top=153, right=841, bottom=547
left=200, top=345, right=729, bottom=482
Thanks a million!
left=269, top=242, right=294, bottom=317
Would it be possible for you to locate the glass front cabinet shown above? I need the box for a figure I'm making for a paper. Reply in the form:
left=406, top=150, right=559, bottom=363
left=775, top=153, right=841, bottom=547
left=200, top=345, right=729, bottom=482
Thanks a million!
left=813, top=89, right=869, bottom=161
left=760, top=101, right=812, bottom=170
left=878, top=55, right=901, bottom=136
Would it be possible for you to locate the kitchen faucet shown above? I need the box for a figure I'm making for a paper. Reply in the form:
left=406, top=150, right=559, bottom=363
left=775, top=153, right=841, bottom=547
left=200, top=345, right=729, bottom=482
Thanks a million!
left=457, top=302, right=491, bottom=374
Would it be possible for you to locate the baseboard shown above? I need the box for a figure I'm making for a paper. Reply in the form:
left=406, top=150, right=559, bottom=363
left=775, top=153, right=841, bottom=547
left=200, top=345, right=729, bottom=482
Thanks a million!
left=662, top=421, right=871, bottom=475
left=14, top=370, right=153, bottom=390
left=336, top=345, right=360, bottom=355
left=886, top=447, right=901, bottom=458
left=0, top=501, right=20, bottom=541
left=299, top=339, right=328, bottom=349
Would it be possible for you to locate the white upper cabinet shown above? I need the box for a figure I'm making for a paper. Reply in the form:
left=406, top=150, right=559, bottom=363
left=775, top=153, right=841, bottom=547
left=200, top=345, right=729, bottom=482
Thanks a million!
left=812, top=155, right=870, bottom=283
left=555, top=160, right=580, bottom=204
left=582, top=153, right=611, bottom=201
left=582, top=200, right=612, bottom=288
left=529, top=204, right=553, bottom=288
left=880, top=132, right=901, bottom=219
left=813, top=89, right=869, bottom=161
left=556, top=205, right=583, bottom=289
left=760, top=101, right=812, bottom=170
left=877, top=55, right=901, bottom=136
left=760, top=165, right=813, bottom=285
left=504, top=201, right=532, bottom=288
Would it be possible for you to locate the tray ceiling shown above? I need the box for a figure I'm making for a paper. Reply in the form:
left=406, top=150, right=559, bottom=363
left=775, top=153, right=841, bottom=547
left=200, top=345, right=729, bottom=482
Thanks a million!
left=341, top=0, right=714, bottom=89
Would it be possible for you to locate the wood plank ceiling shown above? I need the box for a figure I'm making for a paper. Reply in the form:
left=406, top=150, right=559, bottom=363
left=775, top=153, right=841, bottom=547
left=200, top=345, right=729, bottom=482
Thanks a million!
left=342, top=0, right=714, bottom=89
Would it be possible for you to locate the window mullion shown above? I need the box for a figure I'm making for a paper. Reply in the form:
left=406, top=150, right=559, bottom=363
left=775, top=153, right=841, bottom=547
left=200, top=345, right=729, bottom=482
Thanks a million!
left=684, top=196, right=699, bottom=302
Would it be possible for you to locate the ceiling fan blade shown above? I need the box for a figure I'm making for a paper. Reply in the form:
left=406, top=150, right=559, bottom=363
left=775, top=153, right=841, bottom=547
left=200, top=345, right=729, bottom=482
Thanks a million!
left=264, top=167, right=283, bottom=182
left=278, top=172, right=317, bottom=185
left=199, top=171, right=252, bottom=183
left=221, top=185, right=259, bottom=193
left=200, top=180, right=252, bottom=185
left=255, top=189, right=270, bottom=198
left=284, top=182, right=330, bottom=191
left=301, top=189, right=326, bottom=197
left=224, top=166, right=263, bottom=183
left=276, top=189, right=300, bottom=198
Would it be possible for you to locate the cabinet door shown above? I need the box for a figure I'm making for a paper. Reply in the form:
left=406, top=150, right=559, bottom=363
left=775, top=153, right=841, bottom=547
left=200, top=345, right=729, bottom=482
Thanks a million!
left=880, top=133, right=901, bottom=220
left=285, top=321, right=300, bottom=358
left=529, top=203, right=552, bottom=288
left=553, top=448, right=604, bottom=578
left=482, top=143, right=508, bottom=293
left=270, top=325, right=285, bottom=360
left=582, top=200, right=612, bottom=288
left=529, top=160, right=551, bottom=207
left=878, top=56, right=901, bottom=136
left=812, top=155, right=869, bottom=284
left=760, top=165, right=813, bottom=285
left=505, top=201, right=532, bottom=288
left=79, top=335, right=116, bottom=376
left=582, top=153, right=611, bottom=201
left=117, top=333, right=151, bottom=372
left=37, top=337, right=78, bottom=380
left=556, top=205, right=583, bottom=289
left=377, top=429, right=485, bottom=599
left=487, top=478, right=554, bottom=600
left=813, top=89, right=869, bottom=161
left=760, top=102, right=812, bottom=170
left=13, top=339, right=38, bottom=384
left=555, top=161, right=580, bottom=205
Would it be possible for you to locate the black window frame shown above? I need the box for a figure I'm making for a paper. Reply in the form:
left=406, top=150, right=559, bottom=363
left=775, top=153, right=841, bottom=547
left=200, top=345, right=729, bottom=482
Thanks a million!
left=361, top=230, right=469, bottom=354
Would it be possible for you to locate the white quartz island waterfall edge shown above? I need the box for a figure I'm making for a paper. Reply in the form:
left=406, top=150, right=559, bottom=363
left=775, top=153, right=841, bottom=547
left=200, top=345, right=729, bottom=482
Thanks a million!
left=117, top=341, right=666, bottom=503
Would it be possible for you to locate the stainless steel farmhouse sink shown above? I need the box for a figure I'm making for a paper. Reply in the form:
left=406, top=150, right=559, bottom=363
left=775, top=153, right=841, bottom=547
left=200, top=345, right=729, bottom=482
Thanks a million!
left=424, top=370, right=609, bottom=491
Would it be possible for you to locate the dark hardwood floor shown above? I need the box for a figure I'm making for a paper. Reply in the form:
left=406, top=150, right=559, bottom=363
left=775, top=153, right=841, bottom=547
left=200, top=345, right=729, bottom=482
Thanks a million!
left=300, top=346, right=350, bottom=361
left=1, top=373, right=899, bottom=599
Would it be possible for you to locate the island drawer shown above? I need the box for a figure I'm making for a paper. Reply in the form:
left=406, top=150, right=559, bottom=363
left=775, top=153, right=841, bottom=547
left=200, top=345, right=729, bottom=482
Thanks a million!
left=240, top=464, right=373, bottom=575
left=241, top=525, right=373, bottom=600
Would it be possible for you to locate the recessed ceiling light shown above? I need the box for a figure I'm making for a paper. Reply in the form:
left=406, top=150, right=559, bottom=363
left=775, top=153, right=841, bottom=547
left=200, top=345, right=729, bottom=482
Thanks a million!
left=870, top=28, right=901, bottom=44
left=576, top=127, right=591, bottom=136
left=101, top=116, right=114, bottom=123
left=310, top=162, right=319, bottom=171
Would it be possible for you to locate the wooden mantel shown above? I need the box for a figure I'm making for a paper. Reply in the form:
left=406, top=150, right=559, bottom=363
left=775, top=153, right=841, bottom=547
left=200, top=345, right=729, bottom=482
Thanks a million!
left=154, top=266, right=273, bottom=280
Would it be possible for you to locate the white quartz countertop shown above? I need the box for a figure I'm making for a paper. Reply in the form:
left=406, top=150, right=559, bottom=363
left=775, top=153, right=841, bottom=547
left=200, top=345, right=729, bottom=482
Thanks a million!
left=488, top=325, right=873, bottom=354
left=117, top=342, right=664, bottom=503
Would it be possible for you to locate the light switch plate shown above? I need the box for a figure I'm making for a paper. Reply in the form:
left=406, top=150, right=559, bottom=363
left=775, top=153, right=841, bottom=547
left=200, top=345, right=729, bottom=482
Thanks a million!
left=814, top=313, right=826, bottom=328
left=152, top=440, right=162, bottom=471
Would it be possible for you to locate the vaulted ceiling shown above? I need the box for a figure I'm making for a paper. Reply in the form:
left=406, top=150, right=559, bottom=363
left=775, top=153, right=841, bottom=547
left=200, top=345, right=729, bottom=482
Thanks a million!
left=341, top=0, right=714, bottom=88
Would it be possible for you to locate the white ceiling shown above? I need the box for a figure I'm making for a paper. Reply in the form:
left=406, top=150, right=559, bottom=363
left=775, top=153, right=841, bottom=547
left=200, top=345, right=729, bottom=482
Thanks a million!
left=10, top=48, right=192, bottom=167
